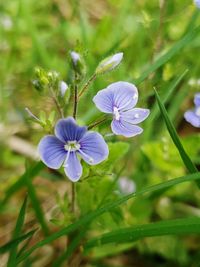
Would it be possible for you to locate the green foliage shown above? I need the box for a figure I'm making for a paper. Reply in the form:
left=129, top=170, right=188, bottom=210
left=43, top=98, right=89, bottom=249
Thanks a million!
left=1, top=1, right=200, bottom=266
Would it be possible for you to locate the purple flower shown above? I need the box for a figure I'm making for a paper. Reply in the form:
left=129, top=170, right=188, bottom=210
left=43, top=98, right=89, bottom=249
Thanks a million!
left=184, top=93, right=200, bottom=127
left=38, top=117, right=109, bottom=182
left=93, top=81, right=150, bottom=137
left=194, top=0, right=200, bottom=8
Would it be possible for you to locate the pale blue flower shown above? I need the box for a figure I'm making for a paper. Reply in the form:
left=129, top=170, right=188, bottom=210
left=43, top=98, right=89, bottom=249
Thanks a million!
left=38, top=117, right=109, bottom=182
left=194, top=0, right=200, bottom=8
left=93, top=81, right=150, bottom=137
left=184, top=93, right=200, bottom=127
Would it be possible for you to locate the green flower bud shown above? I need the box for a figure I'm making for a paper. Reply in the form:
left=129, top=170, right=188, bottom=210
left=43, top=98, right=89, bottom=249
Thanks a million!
left=95, top=52, right=123, bottom=75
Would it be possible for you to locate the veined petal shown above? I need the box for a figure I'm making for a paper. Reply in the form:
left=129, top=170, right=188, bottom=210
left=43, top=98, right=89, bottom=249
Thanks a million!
left=93, top=88, right=114, bottom=113
left=55, top=117, right=87, bottom=142
left=121, top=108, right=150, bottom=124
left=79, top=131, right=109, bottom=165
left=194, top=93, right=200, bottom=107
left=64, top=152, right=82, bottom=182
left=38, top=136, right=66, bottom=169
left=108, top=81, right=138, bottom=110
left=111, top=119, right=143, bottom=137
left=184, top=110, right=200, bottom=128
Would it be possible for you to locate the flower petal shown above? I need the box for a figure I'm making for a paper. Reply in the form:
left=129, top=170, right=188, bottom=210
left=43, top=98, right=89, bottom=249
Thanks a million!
left=121, top=108, right=150, bottom=124
left=55, top=117, right=87, bottom=142
left=111, top=119, right=143, bottom=137
left=194, top=93, right=200, bottom=107
left=38, top=136, right=66, bottom=169
left=93, top=88, right=114, bottom=113
left=64, top=152, right=82, bottom=182
left=184, top=110, right=200, bottom=127
left=108, top=81, right=138, bottom=110
left=79, top=131, right=109, bottom=165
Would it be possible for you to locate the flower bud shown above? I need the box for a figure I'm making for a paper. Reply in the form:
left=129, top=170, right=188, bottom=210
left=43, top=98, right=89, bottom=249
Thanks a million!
left=70, top=51, right=86, bottom=76
left=59, top=81, right=68, bottom=97
left=95, top=52, right=123, bottom=75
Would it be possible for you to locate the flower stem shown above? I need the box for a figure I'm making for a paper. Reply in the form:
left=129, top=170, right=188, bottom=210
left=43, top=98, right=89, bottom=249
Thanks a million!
left=78, top=73, right=96, bottom=99
left=50, top=87, right=64, bottom=118
left=88, top=115, right=108, bottom=130
left=73, top=81, right=78, bottom=119
left=71, top=183, right=75, bottom=213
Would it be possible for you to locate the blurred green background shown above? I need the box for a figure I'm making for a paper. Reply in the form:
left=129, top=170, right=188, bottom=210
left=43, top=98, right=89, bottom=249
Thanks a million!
left=1, top=0, right=200, bottom=266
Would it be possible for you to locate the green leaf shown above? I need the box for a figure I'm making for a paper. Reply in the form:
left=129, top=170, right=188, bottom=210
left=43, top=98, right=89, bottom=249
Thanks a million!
left=0, top=230, right=37, bottom=255
left=154, top=89, right=199, bottom=177
left=143, top=69, right=188, bottom=140
left=7, top=196, right=28, bottom=266
left=85, top=217, right=200, bottom=250
left=134, top=25, right=200, bottom=85
left=0, top=161, right=44, bottom=208
left=25, top=174, right=49, bottom=236
left=17, top=171, right=200, bottom=263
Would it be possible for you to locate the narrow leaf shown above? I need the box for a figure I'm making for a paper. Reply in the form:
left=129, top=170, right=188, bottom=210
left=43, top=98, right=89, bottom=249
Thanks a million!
left=85, top=217, right=200, bottom=249
left=134, top=25, right=200, bottom=85
left=154, top=89, right=199, bottom=177
left=0, top=230, right=37, bottom=255
left=17, top=172, right=200, bottom=263
left=7, top=196, right=28, bottom=266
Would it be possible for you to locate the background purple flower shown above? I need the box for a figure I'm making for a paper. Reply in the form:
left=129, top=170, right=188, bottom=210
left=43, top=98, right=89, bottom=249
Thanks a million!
left=194, top=0, right=200, bottom=8
left=93, top=81, right=150, bottom=137
left=184, top=93, right=200, bottom=127
left=38, top=117, right=109, bottom=182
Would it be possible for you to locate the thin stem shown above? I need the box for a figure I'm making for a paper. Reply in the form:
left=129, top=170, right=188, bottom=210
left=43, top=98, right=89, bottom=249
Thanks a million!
left=50, top=87, right=64, bottom=118
left=73, top=81, right=78, bottom=119
left=71, top=183, right=75, bottom=213
left=78, top=73, right=96, bottom=99
left=88, top=115, right=108, bottom=130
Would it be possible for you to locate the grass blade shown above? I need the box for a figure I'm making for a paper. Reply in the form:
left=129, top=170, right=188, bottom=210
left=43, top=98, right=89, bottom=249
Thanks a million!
left=143, top=69, right=188, bottom=140
left=25, top=175, right=49, bottom=236
left=17, top=171, right=200, bottom=263
left=0, top=161, right=44, bottom=208
left=134, top=25, right=200, bottom=85
left=0, top=230, right=37, bottom=255
left=7, top=196, right=28, bottom=266
left=154, top=89, right=198, bottom=176
left=85, top=217, right=200, bottom=250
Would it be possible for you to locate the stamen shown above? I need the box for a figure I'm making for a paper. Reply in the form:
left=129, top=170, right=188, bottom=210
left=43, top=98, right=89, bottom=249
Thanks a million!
left=63, top=147, right=71, bottom=167
left=113, top=106, right=120, bottom=120
left=78, top=149, right=94, bottom=164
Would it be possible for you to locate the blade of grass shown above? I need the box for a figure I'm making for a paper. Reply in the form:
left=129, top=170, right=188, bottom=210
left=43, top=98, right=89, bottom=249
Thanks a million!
left=134, top=25, right=200, bottom=85
left=25, top=174, right=49, bottom=236
left=143, top=69, right=188, bottom=140
left=17, top=171, right=200, bottom=263
left=0, top=161, right=44, bottom=209
left=0, top=229, right=37, bottom=255
left=154, top=89, right=199, bottom=180
left=7, top=196, right=28, bottom=267
left=85, top=217, right=200, bottom=250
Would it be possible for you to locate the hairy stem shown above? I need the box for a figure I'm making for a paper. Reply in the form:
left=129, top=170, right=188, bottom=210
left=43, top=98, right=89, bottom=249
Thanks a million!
left=71, top=183, right=75, bottom=213
left=50, top=87, right=64, bottom=118
left=73, top=83, right=78, bottom=119
left=78, top=73, right=96, bottom=99
left=88, top=115, right=108, bottom=130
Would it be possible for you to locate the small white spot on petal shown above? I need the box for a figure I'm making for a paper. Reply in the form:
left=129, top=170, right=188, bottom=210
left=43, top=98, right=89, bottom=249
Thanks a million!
left=134, top=113, right=139, bottom=118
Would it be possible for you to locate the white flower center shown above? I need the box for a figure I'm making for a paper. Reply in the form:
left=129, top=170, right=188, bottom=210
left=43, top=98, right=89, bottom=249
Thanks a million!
left=113, top=106, right=120, bottom=121
left=64, top=141, right=80, bottom=152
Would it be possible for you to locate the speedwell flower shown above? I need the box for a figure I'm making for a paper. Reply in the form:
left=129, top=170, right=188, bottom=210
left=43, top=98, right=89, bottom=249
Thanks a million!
left=194, top=0, right=200, bottom=8
left=38, top=117, right=109, bottom=182
left=93, top=81, right=150, bottom=137
left=184, top=93, right=200, bottom=127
